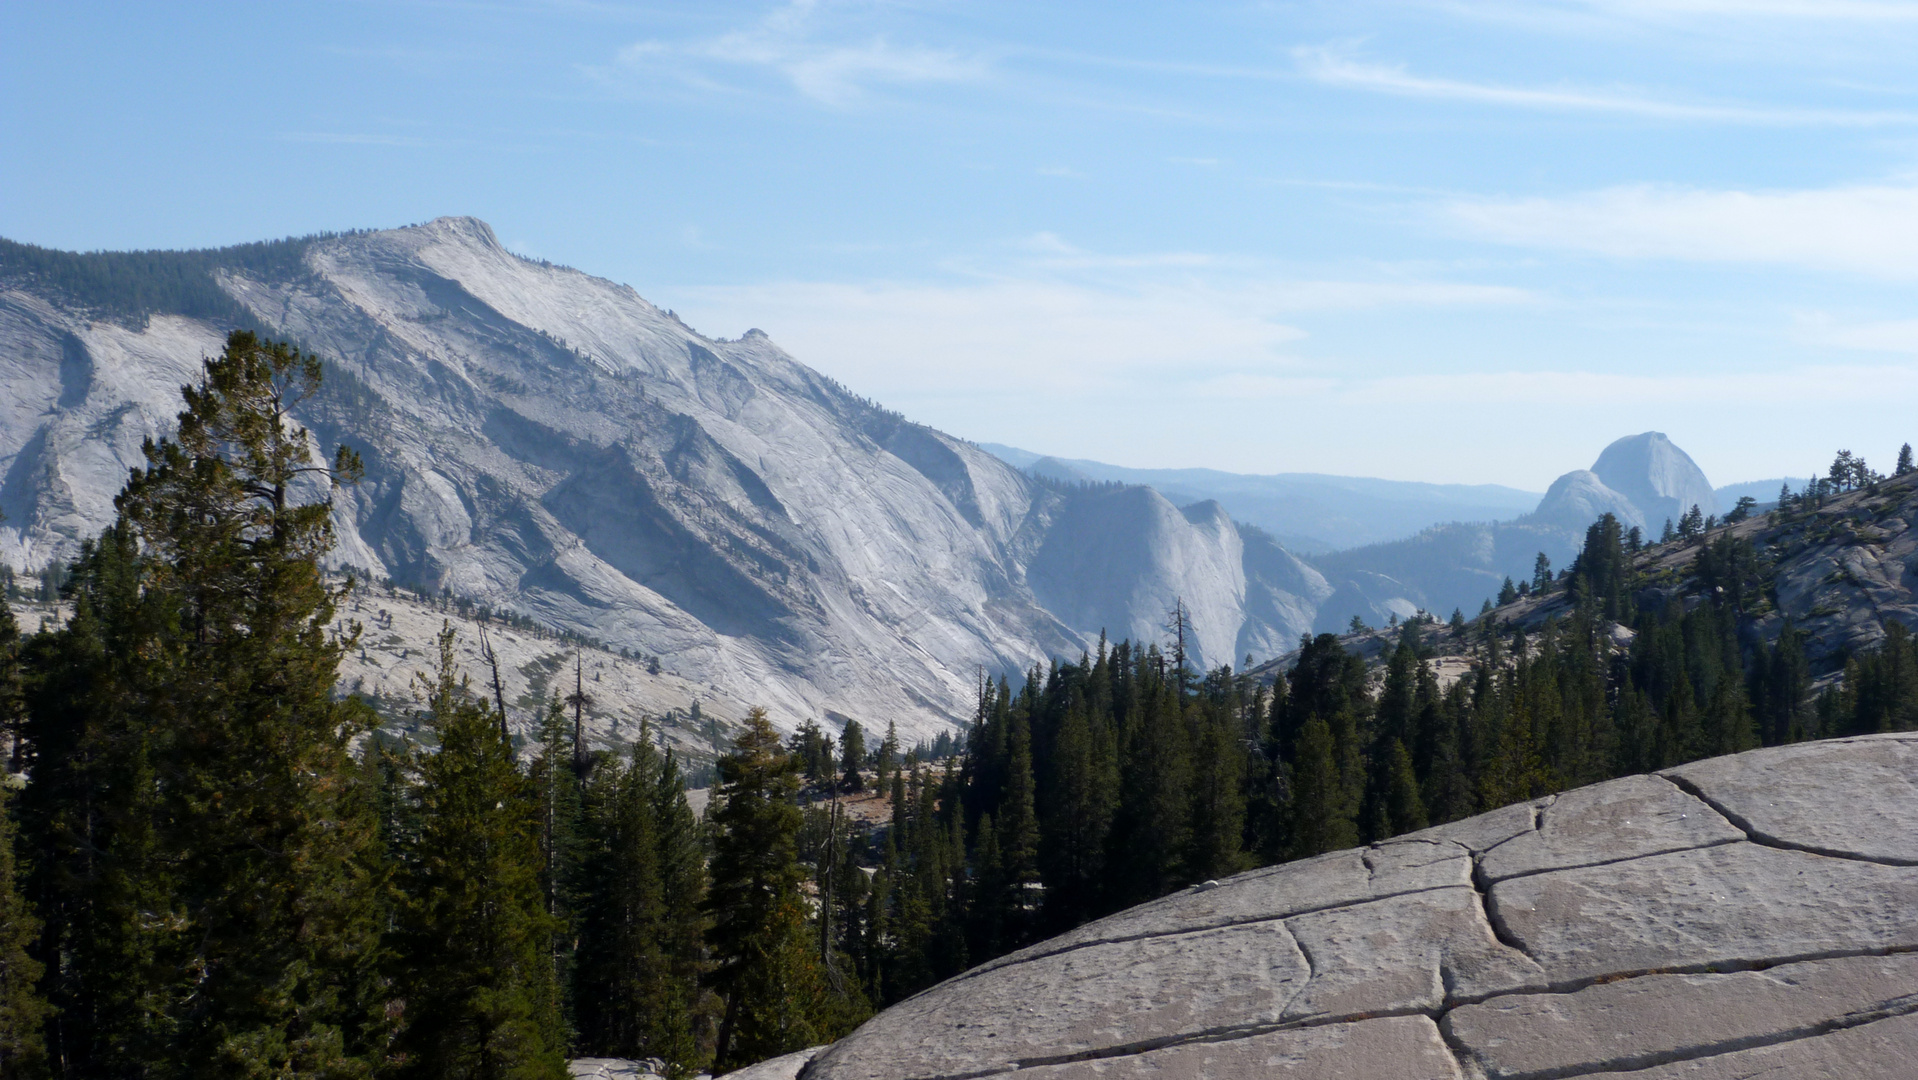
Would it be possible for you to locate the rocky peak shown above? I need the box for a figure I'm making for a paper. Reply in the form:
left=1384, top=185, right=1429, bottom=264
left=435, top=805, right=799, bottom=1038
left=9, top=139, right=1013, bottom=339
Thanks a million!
left=1534, top=431, right=1715, bottom=536
left=0, top=219, right=1334, bottom=741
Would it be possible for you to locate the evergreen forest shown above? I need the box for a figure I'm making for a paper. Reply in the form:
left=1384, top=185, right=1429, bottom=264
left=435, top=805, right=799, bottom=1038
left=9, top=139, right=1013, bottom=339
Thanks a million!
left=2, top=332, right=1917, bottom=1077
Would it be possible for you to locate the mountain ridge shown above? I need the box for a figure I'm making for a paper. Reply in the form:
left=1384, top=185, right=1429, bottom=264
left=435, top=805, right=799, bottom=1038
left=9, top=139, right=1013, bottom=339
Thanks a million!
left=0, top=217, right=1326, bottom=741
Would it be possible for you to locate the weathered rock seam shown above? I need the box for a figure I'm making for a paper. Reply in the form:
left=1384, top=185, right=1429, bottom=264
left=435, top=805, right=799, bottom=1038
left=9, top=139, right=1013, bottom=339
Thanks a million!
left=1663, top=771, right=1918, bottom=868
left=1440, top=982, right=1918, bottom=1080
left=827, top=943, right=1918, bottom=1080
left=945, top=880, right=1466, bottom=987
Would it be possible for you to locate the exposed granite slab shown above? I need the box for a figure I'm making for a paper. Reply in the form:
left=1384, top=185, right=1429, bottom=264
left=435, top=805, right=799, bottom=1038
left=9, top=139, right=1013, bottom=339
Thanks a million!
left=800, top=738, right=1918, bottom=1080
left=1571, top=1009, right=1918, bottom=1079
left=721, top=1047, right=821, bottom=1079
left=569, top=1061, right=661, bottom=1080
left=1479, top=774, right=1742, bottom=882
left=808, top=922, right=1309, bottom=1080
left=1445, top=952, right=1918, bottom=1078
left=1491, top=842, right=1918, bottom=985
left=1283, top=887, right=1545, bottom=1021
left=973, top=840, right=1469, bottom=976
left=1393, top=798, right=1550, bottom=855
left=1006, top=1016, right=1462, bottom=1079
left=1666, top=734, right=1918, bottom=864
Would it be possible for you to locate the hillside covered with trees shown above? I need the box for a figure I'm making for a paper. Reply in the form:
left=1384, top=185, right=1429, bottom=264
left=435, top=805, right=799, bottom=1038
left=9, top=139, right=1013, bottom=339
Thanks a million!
left=4, top=331, right=1918, bottom=1077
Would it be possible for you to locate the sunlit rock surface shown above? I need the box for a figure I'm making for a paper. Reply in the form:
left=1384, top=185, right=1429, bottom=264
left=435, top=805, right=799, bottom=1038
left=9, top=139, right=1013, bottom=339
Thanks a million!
left=791, top=733, right=1918, bottom=1079
left=0, top=218, right=1329, bottom=741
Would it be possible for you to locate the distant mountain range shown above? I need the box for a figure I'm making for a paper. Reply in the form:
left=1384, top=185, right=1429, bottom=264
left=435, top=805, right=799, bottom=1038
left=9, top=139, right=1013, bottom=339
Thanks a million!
left=984, top=443, right=1803, bottom=555
left=0, top=218, right=1820, bottom=740
left=0, top=219, right=1322, bottom=741
left=978, top=445, right=1541, bottom=554
left=988, top=437, right=1808, bottom=632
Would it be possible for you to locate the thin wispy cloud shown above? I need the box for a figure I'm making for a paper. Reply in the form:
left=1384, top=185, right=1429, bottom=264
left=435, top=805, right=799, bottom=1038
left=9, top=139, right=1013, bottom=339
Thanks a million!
left=661, top=233, right=1536, bottom=405
left=1444, top=182, right=1918, bottom=278
left=275, top=132, right=440, bottom=147
left=1297, top=48, right=1918, bottom=125
left=1579, top=0, right=1918, bottom=20
left=598, top=1, right=989, bottom=106
left=1799, top=313, right=1918, bottom=354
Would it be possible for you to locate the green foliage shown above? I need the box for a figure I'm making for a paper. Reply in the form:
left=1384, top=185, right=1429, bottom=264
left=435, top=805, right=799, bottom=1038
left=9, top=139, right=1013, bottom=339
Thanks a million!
left=393, top=627, right=567, bottom=1080
left=705, top=710, right=836, bottom=1072
left=573, top=726, right=710, bottom=1076
left=839, top=719, right=865, bottom=793
left=0, top=782, right=46, bottom=1079
left=16, top=331, right=388, bottom=1079
left=0, top=233, right=329, bottom=330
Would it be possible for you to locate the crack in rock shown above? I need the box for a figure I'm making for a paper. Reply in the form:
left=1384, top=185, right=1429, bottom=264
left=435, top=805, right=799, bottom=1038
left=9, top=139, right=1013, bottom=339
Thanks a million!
left=1663, top=772, right=1918, bottom=867
left=1455, top=994, right=1918, bottom=1080
left=1469, top=853, right=1535, bottom=962
left=938, top=882, right=1462, bottom=986
left=1478, top=836, right=1747, bottom=888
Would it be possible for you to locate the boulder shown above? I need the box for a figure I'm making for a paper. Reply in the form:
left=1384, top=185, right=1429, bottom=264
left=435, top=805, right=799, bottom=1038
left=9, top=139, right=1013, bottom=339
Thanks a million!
left=799, top=733, right=1918, bottom=1079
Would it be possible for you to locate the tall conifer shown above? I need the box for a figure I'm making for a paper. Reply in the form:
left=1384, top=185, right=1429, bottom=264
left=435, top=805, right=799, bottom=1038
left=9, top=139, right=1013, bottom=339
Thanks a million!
left=394, top=627, right=566, bottom=1079
left=705, top=709, right=830, bottom=1071
left=20, top=331, right=388, bottom=1076
left=0, top=782, right=45, bottom=1078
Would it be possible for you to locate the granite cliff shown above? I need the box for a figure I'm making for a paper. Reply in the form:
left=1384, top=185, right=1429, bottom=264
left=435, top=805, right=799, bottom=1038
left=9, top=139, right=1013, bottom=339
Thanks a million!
left=0, top=219, right=1329, bottom=741
left=1309, top=432, right=1721, bottom=630
left=739, top=733, right=1918, bottom=1078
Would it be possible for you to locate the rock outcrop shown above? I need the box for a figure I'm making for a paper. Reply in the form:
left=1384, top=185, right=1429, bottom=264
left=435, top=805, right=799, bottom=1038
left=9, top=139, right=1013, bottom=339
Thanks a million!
left=0, top=220, right=1330, bottom=740
left=1310, top=432, right=1719, bottom=627
left=1532, top=432, right=1716, bottom=537
left=777, top=734, right=1918, bottom=1079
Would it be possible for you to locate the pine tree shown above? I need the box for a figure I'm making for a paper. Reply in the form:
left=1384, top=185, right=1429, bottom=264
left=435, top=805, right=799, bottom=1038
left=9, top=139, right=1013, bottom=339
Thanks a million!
left=574, top=735, right=676, bottom=1065
left=838, top=720, right=866, bottom=794
left=705, top=709, right=830, bottom=1071
left=652, top=748, right=712, bottom=1074
left=1498, top=577, right=1519, bottom=605
left=395, top=626, right=567, bottom=1079
left=0, top=783, right=46, bottom=1078
left=995, top=705, right=1041, bottom=943
left=19, top=331, right=389, bottom=1076
left=0, top=602, right=22, bottom=774
left=15, top=526, right=176, bottom=1074
left=1287, top=717, right=1357, bottom=857
left=1899, top=443, right=1914, bottom=476
left=875, top=720, right=900, bottom=795
left=1185, top=714, right=1248, bottom=881
left=1379, top=739, right=1428, bottom=838
left=1037, top=704, right=1115, bottom=930
left=527, top=696, right=585, bottom=1037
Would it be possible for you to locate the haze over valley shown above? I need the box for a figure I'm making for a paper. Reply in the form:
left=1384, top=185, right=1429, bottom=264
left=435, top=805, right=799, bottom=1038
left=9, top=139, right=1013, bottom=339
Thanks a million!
left=6, top=4, right=1918, bottom=1078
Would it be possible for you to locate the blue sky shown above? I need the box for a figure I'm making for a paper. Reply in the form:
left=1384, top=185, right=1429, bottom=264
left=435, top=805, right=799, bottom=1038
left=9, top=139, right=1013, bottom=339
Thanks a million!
left=7, top=1, right=1918, bottom=489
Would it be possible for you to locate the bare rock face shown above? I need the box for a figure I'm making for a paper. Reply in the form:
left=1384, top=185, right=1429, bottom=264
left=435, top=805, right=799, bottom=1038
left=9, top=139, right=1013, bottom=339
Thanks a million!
left=796, top=733, right=1918, bottom=1079
left=0, top=219, right=1330, bottom=740
left=1533, top=432, right=1716, bottom=538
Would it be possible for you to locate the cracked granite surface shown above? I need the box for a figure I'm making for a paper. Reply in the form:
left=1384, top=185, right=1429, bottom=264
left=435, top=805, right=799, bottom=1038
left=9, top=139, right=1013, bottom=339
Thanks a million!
left=769, top=733, right=1918, bottom=1080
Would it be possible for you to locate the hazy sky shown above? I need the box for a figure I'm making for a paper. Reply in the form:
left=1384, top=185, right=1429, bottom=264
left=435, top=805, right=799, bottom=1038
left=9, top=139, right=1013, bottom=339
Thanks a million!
left=7, top=1, right=1918, bottom=489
